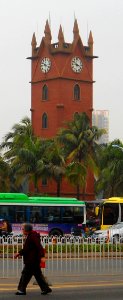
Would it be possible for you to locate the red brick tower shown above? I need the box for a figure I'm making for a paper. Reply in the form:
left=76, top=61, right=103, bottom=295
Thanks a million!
left=28, top=19, right=97, bottom=199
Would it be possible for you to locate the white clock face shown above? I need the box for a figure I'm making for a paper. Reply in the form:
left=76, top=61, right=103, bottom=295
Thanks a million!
left=40, top=57, right=51, bottom=73
left=71, top=57, right=83, bottom=73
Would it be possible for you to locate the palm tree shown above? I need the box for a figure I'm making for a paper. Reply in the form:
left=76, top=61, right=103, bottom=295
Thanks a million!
left=0, top=117, right=32, bottom=164
left=0, top=156, right=10, bottom=192
left=0, top=117, right=66, bottom=195
left=0, top=117, right=45, bottom=193
left=95, top=140, right=123, bottom=197
left=13, top=136, right=47, bottom=193
left=43, top=139, right=66, bottom=196
left=58, top=112, right=104, bottom=199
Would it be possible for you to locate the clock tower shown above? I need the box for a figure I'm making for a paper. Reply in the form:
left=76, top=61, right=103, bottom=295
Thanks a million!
left=28, top=19, right=97, bottom=199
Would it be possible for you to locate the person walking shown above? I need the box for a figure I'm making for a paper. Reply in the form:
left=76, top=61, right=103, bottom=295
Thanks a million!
left=14, top=223, right=52, bottom=295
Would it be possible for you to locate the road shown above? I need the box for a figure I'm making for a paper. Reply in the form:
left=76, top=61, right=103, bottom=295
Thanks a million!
left=1, top=257, right=123, bottom=278
left=0, top=274, right=123, bottom=299
left=0, top=283, right=123, bottom=299
left=1, top=257, right=123, bottom=299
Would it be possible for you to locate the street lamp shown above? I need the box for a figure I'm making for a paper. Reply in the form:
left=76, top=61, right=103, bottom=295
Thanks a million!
left=112, top=144, right=123, bottom=152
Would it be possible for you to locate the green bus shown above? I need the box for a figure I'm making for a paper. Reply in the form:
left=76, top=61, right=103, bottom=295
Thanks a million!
left=0, top=193, right=86, bottom=236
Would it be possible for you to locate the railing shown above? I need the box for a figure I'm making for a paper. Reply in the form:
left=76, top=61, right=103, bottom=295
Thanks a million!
left=1, top=235, right=123, bottom=278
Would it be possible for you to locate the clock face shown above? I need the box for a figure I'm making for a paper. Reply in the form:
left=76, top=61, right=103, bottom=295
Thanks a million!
left=71, top=57, right=83, bottom=73
left=40, top=57, right=51, bottom=73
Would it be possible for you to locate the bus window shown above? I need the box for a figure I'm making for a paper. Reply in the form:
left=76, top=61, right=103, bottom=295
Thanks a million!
left=15, top=206, right=26, bottom=222
left=30, top=207, right=43, bottom=223
left=103, top=204, right=119, bottom=225
left=62, top=207, right=73, bottom=223
left=73, top=207, right=84, bottom=223
left=0, top=205, right=26, bottom=223
left=61, top=207, right=84, bottom=223
left=0, top=205, right=9, bottom=220
left=121, top=204, right=123, bottom=222
left=30, top=212, right=41, bottom=223
left=44, top=207, right=61, bottom=223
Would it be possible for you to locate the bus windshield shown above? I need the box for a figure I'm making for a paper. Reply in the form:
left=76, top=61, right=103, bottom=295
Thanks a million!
left=0, top=193, right=86, bottom=236
left=95, top=197, right=123, bottom=230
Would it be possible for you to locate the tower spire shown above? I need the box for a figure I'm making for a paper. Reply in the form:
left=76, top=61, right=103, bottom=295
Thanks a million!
left=88, top=30, right=93, bottom=55
left=31, top=32, right=37, bottom=55
left=73, top=18, right=79, bottom=41
left=58, top=25, right=65, bottom=45
left=44, top=19, right=52, bottom=44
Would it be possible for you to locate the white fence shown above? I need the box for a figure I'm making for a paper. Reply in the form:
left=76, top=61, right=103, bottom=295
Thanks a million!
left=0, top=235, right=123, bottom=278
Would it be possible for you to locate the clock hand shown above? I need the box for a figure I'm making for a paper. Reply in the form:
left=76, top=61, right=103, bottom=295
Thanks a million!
left=76, top=62, right=81, bottom=66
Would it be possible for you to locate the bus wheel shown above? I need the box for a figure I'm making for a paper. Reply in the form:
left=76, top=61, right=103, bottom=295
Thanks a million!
left=49, top=229, right=63, bottom=237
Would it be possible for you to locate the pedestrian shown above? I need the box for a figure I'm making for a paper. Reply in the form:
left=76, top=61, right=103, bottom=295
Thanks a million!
left=0, top=219, right=12, bottom=236
left=14, top=223, right=52, bottom=295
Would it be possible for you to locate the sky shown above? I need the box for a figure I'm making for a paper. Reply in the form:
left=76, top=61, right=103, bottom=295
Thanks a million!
left=0, top=0, right=123, bottom=143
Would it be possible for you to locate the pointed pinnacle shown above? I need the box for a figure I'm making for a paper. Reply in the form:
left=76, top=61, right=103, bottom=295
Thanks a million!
left=44, top=19, right=52, bottom=41
left=58, top=25, right=65, bottom=43
left=88, top=31, right=93, bottom=45
left=73, top=19, right=79, bottom=35
left=31, top=32, right=37, bottom=47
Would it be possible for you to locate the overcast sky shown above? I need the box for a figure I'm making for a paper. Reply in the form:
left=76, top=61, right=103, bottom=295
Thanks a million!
left=0, top=0, right=123, bottom=143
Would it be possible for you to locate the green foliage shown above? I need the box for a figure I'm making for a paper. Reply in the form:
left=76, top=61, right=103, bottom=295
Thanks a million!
left=0, top=114, right=123, bottom=198
left=1, top=242, right=123, bottom=255
left=57, top=112, right=103, bottom=198
left=95, top=140, right=123, bottom=197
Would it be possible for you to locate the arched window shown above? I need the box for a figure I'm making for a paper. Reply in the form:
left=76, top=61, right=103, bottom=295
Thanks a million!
left=42, top=178, right=47, bottom=186
left=74, top=112, right=79, bottom=119
left=42, top=113, right=48, bottom=128
left=42, top=85, right=48, bottom=100
left=74, top=84, right=80, bottom=100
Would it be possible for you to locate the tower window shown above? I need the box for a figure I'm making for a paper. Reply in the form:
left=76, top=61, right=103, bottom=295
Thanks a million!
left=42, top=178, right=47, bottom=186
left=74, top=84, right=80, bottom=100
left=42, top=113, right=48, bottom=128
left=42, top=85, right=48, bottom=100
left=74, top=112, right=79, bottom=119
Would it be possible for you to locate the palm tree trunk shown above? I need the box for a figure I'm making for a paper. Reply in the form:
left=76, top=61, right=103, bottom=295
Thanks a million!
left=82, top=186, right=86, bottom=200
left=34, top=176, right=39, bottom=194
left=57, top=180, right=61, bottom=197
left=76, top=184, right=80, bottom=200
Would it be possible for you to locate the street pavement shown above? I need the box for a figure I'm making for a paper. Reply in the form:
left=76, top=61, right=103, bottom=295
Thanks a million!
left=1, top=257, right=123, bottom=299
left=1, top=273, right=123, bottom=299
